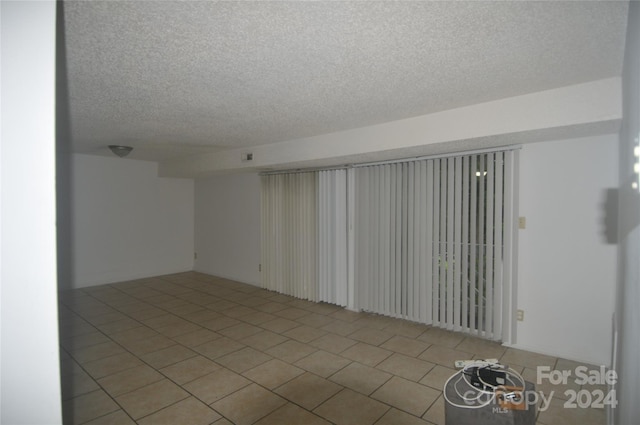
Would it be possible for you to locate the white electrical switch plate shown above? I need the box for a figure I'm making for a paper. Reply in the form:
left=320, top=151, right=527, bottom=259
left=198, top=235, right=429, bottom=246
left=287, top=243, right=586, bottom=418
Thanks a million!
left=518, top=217, right=526, bottom=229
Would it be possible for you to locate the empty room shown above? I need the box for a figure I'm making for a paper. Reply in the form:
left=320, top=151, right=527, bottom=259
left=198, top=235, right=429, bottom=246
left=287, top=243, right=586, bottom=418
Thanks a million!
left=2, top=1, right=639, bottom=425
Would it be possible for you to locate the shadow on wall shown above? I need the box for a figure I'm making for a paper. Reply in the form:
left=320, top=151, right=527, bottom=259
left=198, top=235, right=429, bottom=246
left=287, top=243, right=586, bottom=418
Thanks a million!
left=56, top=0, right=74, bottom=292
left=601, top=186, right=640, bottom=244
left=56, top=3, right=78, bottom=419
left=602, top=188, right=619, bottom=244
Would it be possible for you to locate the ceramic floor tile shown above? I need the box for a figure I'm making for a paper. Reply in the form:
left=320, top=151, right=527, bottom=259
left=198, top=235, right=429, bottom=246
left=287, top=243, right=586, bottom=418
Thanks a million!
left=294, top=350, right=352, bottom=378
left=296, top=313, right=336, bottom=328
left=83, top=352, right=144, bottom=379
left=181, top=309, right=223, bottom=323
left=348, top=327, right=394, bottom=346
left=310, top=333, right=358, bottom=354
left=240, top=311, right=278, bottom=325
left=160, top=355, right=221, bottom=385
left=329, top=361, right=392, bottom=395
left=59, top=319, right=97, bottom=339
left=201, top=316, right=243, bottom=331
left=419, top=364, right=457, bottom=392
left=126, top=306, right=170, bottom=321
left=267, top=294, right=295, bottom=303
left=215, top=346, right=272, bottom=373
left=321, top=320, right=364, bottom=336
left=212, top=383, right=287, bottom=425
left=254, top=403, right=331, bottom=425
left=165, top=302, right=204, bottom=316
left=372, top=376, right=440, bottom=417
left=212, top=418, right=234, bottom=425
left=314, top=388, right=390, bottom=425
left=96, top=318, right=143, bottom=335
left=282, top=325, right=327, bottom=343
left=115, top=379, right=189, bottom=419
left=380, top=335, right=431, bottom=357
left=83, top=409, right=136, bottom=425
left=384, top=321, right=427, bottom=338
left=265, top=339, right=317, bottom=363
left=330, top=309, right=365, bottom=323
left=255, top=301, right=291, bottom=313
left=422, top=395, right=445, bottom=425
left=455, top=336, right=507, bottom=359
left=341, top=342, right=393, bottom=367
left=376, top=408, right=432, bottom=425
left=193, top=337, right=245, bottom=360
left=242, top=358, right=304, bottom=389
left=61, top=332, right=111, bottom=351
left=207, top=299, right=240, bottom=312
left=260, top=317, right=300, bottom=333
left=275, top=372, right=343, bottom=410
left=183, top=368, right=251, bottom=404
left=61, top=368, right=100, bottom=400
left=500, top=347, right=557, bottom=369
left=62, top=389, right=120, bottom=425
left=140, top=344, right=197, bottom=369
left=170, top=328, right=221, bottom=347
left=85, top=311, right=129, bottom=326
left=275, top=307, right=311, bottom=320
left=109, top=326, right=159, bottom=345
left=221, top=305, right=257, bottom=318
left=353, top=314, right=394, bottom=330
left=418, top=345, right=472, bottom=368
left=138, top=312, right=184, bottom=326
left=73, top=341, right=125, bottom=363
left=306, top=302, right=342, bottom=315
left=417, top=328, right=465, bottom=348
left=287, top=299, right=318, bottom=310
left=241, top=329, right=288, bottom=351
left=117, top=334, right=176, bottom=356
left=137, top=396, right=221, bottom=425
left=537, top=396, right=606, bottom=425
left=218, top=322, right=263, bottom=340
left=377, top=353, right=435, bottom=382
left=237, top=296, right=271, bottom=307
left=98, top=364, right=164, bottom=397
left=156, top=322, right=202, bottom=337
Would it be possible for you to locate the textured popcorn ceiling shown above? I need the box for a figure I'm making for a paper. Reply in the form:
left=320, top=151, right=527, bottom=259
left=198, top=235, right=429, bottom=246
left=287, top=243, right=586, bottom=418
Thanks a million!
left=63, top=1, right=628, bottom=163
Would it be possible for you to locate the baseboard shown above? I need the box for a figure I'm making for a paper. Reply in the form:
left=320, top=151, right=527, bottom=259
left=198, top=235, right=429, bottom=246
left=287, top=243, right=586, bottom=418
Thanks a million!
left=503, top=342, right=611, bottom=368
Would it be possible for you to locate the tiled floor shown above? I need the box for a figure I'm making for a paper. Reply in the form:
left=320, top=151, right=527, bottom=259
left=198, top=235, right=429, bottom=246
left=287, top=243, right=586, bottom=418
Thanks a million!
left=59, top=272, right=606, bottom=425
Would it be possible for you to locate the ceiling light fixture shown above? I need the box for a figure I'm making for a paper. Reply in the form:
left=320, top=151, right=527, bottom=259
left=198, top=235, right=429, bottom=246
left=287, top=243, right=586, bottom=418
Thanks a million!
left=108, top=145, right=133, bottom=158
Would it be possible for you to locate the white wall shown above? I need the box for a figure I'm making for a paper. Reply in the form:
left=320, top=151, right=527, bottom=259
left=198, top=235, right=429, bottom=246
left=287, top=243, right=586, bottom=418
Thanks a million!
left=0, top=1, right=62, bottom=423
left=194, top=173, right=261, bottom=286
left=70, top=154, right=194, bottom=288
left=516, top=134, right=618, bottom=366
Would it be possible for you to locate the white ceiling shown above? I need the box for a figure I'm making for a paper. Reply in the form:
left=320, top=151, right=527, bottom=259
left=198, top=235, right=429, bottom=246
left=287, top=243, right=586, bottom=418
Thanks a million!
left=62, top=1, right=629, bottom=166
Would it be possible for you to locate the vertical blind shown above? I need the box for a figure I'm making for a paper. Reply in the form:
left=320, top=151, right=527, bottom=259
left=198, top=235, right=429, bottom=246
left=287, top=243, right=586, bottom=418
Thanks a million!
left=318, top=170, right=348, bottom=306
left=261, top=170, right=348, bottom=306
left=261, top=172, right=317, bottom=300
left=354, top=150, right=518, bottom=340
left=261, top=149, right=518, bottom=341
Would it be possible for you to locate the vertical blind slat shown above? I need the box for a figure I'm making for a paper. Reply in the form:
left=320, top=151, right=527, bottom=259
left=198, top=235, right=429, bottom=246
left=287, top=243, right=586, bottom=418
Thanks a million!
left=485, top=153, right=495, bottom=338
left=461, top=156, right=470, bottom=333
left=453, top=156, right=463, bottom=331
left=432, top=160, right=441, bottom=326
